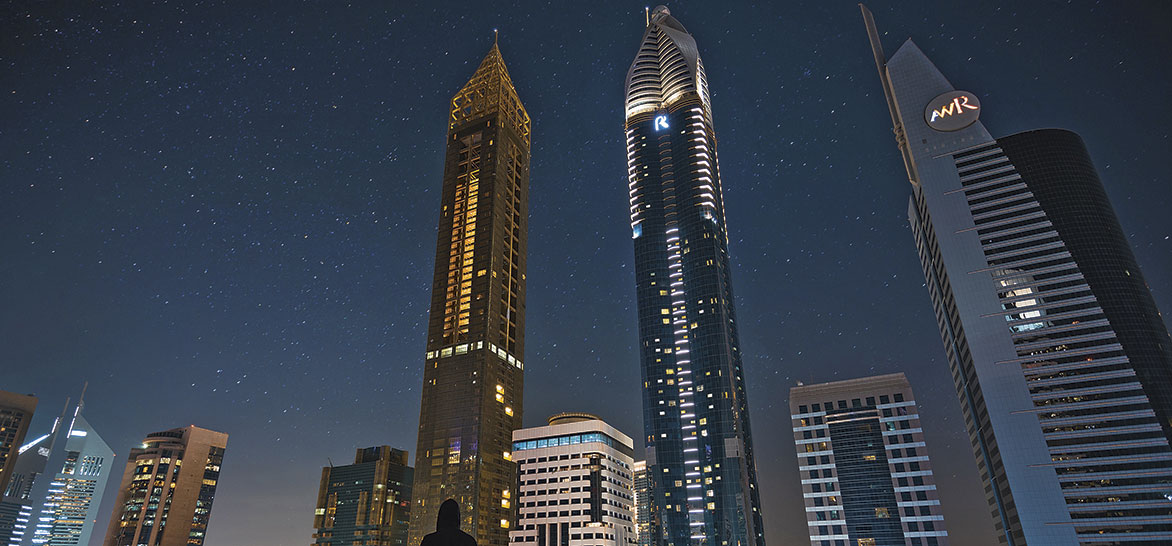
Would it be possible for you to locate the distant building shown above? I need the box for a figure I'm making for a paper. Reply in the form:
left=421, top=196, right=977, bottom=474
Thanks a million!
left=312, top=446, right=413, bottom=546
left=510, top=413, right=635, bottom=546
left=21, top=393, right=114, bottom=546
left=0, top=392, right=37, bottom=497
left=789, top=373, right=949, bottom=546
left=862, top=4, right=1172, bottom=543
left=632, top=461, right=653, bottom=546
left=407, top=36, right=531, bottom=546
left=623, top=7, right=765, bottom=545
left=0, top=392, right=39, bottom=546
left=102, top=426, right=228, bottom=546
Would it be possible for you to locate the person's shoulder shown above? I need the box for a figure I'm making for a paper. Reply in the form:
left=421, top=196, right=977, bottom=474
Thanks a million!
left=459, top=530, right=477, bottom=546
left=420, top=531, right=439, bottom=546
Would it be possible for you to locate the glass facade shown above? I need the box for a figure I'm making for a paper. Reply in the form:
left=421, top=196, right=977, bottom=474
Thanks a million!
left=862, top=6, right=1172, bottom=544
left=408, top=40, right=530, bottom=546
left=312, top=446, right=413, bottom=546
left=790, top=374, right=948, bottom=546
left=624, top=7, right=763, bottom=546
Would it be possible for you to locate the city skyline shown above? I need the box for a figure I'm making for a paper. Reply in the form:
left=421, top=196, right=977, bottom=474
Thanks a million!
left=3, top=2, right=1171, bottom=546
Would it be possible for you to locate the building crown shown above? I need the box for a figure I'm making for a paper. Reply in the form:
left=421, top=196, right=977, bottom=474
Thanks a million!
left=450, top=41, right=531, bottom=147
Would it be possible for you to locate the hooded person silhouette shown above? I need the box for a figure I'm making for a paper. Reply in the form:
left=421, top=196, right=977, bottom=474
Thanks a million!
left=421, top=499, right=478, bottom=546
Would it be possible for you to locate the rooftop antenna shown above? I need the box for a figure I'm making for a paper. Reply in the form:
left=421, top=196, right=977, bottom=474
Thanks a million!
left=859, top=3, right=920, bottom=187
left=645, top=6, right=650, bottom=27
left=493, top=28, right=498, bottom=45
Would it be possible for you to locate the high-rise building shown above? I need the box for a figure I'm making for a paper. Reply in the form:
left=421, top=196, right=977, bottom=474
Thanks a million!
left=22, top=393, right=114, bottom=546
left=0, top=393, right=37, bottom=498
left=861, top=5, right=1172, bottom=544
left=789, top=373, right=949, bottom=546
left=623, top=6, right=764, bottom=546
left=312, top=446, right=413, bottom=546
left=633, top=461, right=652, bottom=546
left=102, top=426, right=228, bottom=546
left=509, top=413, right=635, bottom=546
left=407, top=36, right=530, bottom=546
left=0, top=393, right=40, bottom=546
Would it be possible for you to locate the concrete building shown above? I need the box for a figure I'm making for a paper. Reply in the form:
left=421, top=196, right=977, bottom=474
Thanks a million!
left=0, top=392, right=37, bottom=498
left=790, top=374, right=948, bottom=546
left=312, top=446, right=413, bottom=546
left=102, top=426, right=228, bottom=546
left=510, top=413, right=635, bottom=546
left=632, top=461, right=653, bottom=546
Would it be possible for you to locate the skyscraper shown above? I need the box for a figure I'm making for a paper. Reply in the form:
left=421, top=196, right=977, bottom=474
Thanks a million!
left=407, top=37, right=530, bottom=546
left=102, top=425, right=228, bottom=546
left=509, top=413, right=636, bottom=546
left=22, top=393, right=114, bottom=546
left=633, top=461, right=652, bottom=546
left=789, top=373, right=949, bottom=546
left=312, top=446, right=413, bottom=546
left=0, top=392, right=37, bottom=497
left=862, top=5, right=1172, bottom=544
left=623, top=6, right=764, bottom=546
left=0, top=392, right=39, bottom=546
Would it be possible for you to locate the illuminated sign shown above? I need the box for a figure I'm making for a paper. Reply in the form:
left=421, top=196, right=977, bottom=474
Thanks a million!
left=924, top=90, right=980, bottom=132
left=654, top=115, right=669, bottom=131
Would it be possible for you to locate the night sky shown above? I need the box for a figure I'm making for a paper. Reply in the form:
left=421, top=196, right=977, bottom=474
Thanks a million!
left=3, top=2, right=1171, bottom=545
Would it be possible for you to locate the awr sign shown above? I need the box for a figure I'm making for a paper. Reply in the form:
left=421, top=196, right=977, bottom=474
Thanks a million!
left=924, top=91, right=980, bottom=132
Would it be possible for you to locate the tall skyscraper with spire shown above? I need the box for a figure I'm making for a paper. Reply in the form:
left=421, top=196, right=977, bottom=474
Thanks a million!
left=862, top=5, right=1172, bottom=544
left=407, top=36, right=530, bottom=546
left=623, top=7, right=764, bottom=546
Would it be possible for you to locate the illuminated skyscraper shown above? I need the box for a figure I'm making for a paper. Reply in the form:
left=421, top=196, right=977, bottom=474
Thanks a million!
left=102, top=426, right=228, bottom=546
left=633, top=461, right=652, bottom=546
left=22, top=393, right=114, bottom=546
left=312, top=446, right=412, bottom=546
left=789, top=374, right=949, bottom=546
left=862, top=5, right=1172, bottom=544
left=407, top=37, right=530, bottom=546
left=623, top=7, right=764, bottom=546
left=0, top=392, right=39, bottom=546
left=0, top=392, right=37, bottom=498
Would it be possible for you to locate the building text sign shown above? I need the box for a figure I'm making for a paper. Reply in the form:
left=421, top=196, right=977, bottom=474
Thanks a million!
left=924, top=91, right=980, bottom=132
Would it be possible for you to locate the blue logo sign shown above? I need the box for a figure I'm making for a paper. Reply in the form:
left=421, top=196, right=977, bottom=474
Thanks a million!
left=654, top=115, right=669, bottom=131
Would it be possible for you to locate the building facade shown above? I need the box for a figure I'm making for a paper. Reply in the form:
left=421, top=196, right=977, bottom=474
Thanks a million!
left=102, top=426, right=228, bottom=546
left=623, top=6, right=764, bottom=546
left=633, top=461, right=652, bottom=546
left=407, top=38, right=531, bottom=546
left=509, top=413, right=635, bottom=546
left=789, top=374, right=949, bottom=546
left=22, top=397, right=114, bottom=546
left=312, top=446, right=413, bottom=546
left=0, top=395, right=50, bottom=546
left=0, top=392, right=37, bottom=498
left=862, top=5, right=1172, bottom=544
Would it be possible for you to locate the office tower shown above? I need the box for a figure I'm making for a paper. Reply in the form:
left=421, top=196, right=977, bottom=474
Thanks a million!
left=623, top=6, right=764, bottom=546
left=509, top=413, right=635, bottom=546
left=633, top=461, right=653, bottom=546
left=789, top=374, right=949, bottom=546
left=407, top=36, right=531, bottom=546
left=312, top=446, right=413, bottom=546
left=22, top=394, right=114, bottom=546
left=102, top=426, right=228, bottom=546
left=861, top=6, right=1172, bottom=544
left=0, top=393, right=37, bottom=498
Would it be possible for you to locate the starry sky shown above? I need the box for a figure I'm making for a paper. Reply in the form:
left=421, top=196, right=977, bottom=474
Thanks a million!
left=3, top=1, right=1171, bottom=545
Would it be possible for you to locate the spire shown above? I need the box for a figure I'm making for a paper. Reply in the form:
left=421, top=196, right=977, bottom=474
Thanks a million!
left=450, top=39, right=530, bottom=145
left=859, top=3, right=920, bottom=186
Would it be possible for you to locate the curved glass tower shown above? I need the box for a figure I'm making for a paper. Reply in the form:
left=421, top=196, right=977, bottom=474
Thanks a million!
left=623, top=7, right=764, bottom=546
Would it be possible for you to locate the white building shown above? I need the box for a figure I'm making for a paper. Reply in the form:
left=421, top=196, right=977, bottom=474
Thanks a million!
left=510, top=413, right=635, bottom=546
